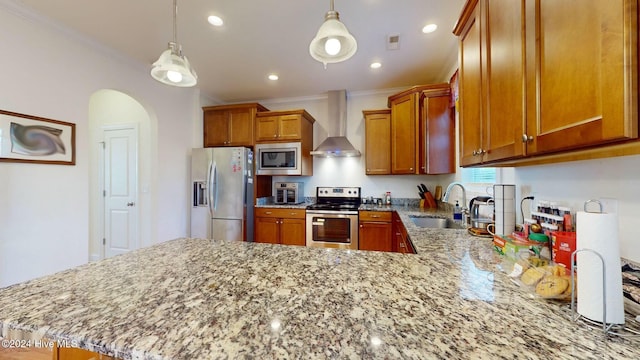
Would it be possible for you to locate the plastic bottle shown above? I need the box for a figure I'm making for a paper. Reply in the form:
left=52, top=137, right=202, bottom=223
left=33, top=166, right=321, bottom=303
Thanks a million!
left=453, top=201, right=462, bottom=221
left=385, top=191, right=391, bottom=205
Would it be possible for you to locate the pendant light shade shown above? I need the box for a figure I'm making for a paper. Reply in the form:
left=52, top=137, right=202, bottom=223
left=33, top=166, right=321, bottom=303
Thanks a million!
left=151, top=0, right=197, bottom=87
left=309, top=0, right=357, bottom=67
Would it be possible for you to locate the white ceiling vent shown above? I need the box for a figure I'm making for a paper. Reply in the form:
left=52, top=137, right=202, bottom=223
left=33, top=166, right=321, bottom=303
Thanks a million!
left=387, top=34, right=400, bottom=50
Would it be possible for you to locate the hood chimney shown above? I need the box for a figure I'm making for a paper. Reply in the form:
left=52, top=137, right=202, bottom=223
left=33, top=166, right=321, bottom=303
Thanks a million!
left=310, top=90, right=361, bottom=157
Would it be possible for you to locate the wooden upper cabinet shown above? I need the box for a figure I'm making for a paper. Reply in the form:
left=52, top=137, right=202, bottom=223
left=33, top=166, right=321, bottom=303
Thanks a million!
left=389, top=93, right=418, bottom=174
left=421, top=87, right=455, bottom=174
left=456, top=0, right=484, bottom=167
left=483, top=0, right=526, bottom=163
left=203, top=103, right=268, bottom=147
left=363, top=109, right=391, bottom=175
left=455, top=0, right=526, bottom=166
left=255, top=110, right=315, bottom=143
left=525, top=0, right=638, bottom=155
left=386, top=84, right=455, bottom=174
left=454, top=0, right=638, bottom=167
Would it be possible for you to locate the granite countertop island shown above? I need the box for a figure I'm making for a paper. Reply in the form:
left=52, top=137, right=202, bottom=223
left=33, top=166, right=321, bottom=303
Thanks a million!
left=1, top=208, right=639, bottom=359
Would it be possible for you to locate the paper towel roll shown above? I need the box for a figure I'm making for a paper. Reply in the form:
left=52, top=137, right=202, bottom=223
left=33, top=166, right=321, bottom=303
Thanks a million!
left=576, top=211, right=624, bottom=324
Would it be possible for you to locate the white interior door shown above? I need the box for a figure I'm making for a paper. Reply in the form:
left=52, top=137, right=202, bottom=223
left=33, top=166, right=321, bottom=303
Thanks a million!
left=102, top=125, right=138, bottom=258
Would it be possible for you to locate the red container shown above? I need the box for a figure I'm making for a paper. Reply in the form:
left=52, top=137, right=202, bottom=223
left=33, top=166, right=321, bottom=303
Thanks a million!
left=551, top=231, right=576, bottom=269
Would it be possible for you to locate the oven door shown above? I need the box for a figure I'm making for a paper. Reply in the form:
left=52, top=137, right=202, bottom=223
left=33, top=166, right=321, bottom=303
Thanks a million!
left=306, top=211, right=358, bottom=250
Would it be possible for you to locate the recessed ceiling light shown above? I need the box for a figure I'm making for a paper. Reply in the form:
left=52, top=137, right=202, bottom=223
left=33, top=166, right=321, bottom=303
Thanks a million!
left=422, top=24, right=438, bottom=33
left=370, top=62, right=382, bottom=69
left=208, top=15, right=224, bottom=27
left=268, top=74, right=279, bottom=81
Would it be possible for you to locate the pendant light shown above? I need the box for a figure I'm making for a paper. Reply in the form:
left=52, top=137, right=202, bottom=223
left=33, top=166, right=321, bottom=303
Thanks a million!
left=151, top=0, right=197, bottom=87
left=309, top=0, right=358, bottom=68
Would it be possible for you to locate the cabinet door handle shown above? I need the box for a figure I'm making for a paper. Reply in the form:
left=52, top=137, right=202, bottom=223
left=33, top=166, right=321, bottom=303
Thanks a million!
left=522, top=134, right=533, bottom=143
left=359, top=224, right=363, bottom=228
left=409, top=167, right=414, bottom=171
left=273, top=134, right=277, bottom=138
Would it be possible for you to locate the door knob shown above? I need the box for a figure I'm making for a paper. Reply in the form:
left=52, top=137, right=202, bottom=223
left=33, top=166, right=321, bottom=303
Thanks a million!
left=127, top=202, right=135, bottom=207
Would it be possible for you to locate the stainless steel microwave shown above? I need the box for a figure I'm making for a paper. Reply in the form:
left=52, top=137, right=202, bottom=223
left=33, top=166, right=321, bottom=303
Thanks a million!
left=255, top=142, right=306, bottom=175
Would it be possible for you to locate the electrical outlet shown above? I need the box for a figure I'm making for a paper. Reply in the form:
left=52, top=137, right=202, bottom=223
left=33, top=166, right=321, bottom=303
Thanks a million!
left=598, top=197, right=618, bottom=214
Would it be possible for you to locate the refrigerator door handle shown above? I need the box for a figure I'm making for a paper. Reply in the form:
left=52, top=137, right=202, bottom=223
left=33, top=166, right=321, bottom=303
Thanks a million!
left=211, top=161, right=218, bottom=212
left=207, top=160, right=216, bottom=215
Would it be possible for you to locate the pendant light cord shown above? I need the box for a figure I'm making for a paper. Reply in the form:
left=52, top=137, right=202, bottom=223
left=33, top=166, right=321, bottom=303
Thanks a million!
left=173, top=0, right=178, bottom=45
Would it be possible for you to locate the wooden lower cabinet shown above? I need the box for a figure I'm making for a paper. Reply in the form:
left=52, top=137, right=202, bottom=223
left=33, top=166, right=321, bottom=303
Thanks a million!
left=393, top=212, right=414, bottom=254
left=254, top=208, right=306, bottom=246
left=358, top=211, right=392, bottom=252
left=53, top=343, right=115, bottom=360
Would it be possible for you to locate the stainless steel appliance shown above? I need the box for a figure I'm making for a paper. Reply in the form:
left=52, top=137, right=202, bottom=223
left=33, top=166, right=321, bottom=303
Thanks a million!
left=274, top=182, right=305, bottom=204
left=191, top=147, right=253, bottom=241
left=469, top=196, right=494, bottom=230
left=306, top=187, right=360, bottom=250
left=255, top=142, right=305, bottom=175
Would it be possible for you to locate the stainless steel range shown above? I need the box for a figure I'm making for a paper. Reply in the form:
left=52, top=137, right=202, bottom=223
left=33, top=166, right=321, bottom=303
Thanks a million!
left=306, top=187, right=361, bottom=250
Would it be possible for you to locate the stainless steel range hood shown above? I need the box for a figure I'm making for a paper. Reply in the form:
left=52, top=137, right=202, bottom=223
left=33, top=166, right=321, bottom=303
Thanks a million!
left=310, top=90, right=361, bottom=157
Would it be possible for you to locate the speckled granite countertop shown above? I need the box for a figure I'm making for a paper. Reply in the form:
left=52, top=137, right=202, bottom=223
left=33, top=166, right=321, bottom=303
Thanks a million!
left=1, top=208, right=639, bottom=359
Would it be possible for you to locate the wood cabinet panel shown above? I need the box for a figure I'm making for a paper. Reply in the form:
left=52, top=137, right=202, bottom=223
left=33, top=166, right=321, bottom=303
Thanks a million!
left=392, top=211, right=414, bottom=254
left=483, top=0, right=526, bottom=162
left=53, top=343, right=116, bottom=359
left=390, top=93, right=417, bottom=174
left=255, top=115, right=279, bottom=141
left=255, top=207, right=306, bottom=246
left=455, top=0, right=638, bottom=167
left=255, top=110, right=314, bottom=143
left=363, top=110, right=391, bottom=175
left=457, top=3, right=483, bottom=167
left=359, top=211, right=392, bottom=222
left=227, top=109, right=254, bottom=146
left=358, top=211, right=392, bottom=252
left=203, top=111, right=230, bottom=147
left=421, top=91, right=455, bottom=174
left=255, top=216, right=279, bottom=244
left=526, top=0, right=637, bottom=155
left=277, top=115, right=303, bottom=140
left=359, top=221, right=392, bottom=252
left=255, top=208, right=305, bottom=219
left=280, top=218, right=306, bottom=246
left=202, top=103, right=267, bottom=147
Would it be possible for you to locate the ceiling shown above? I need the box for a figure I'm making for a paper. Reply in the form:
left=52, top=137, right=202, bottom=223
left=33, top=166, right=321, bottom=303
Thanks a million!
left=13, top=0, right=465, bottom=103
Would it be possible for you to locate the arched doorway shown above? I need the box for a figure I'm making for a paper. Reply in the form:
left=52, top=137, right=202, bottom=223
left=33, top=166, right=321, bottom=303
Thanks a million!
left=88, top=89, right=156, bottom=260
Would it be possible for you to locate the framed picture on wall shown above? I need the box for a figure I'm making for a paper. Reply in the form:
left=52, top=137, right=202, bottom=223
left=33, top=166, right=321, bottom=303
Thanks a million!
left=0, top=110, right=76, bottom=165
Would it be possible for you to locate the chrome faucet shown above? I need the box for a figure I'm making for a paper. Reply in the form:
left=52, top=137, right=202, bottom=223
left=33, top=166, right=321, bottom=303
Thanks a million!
left=443, top=182, right=469, bottom=225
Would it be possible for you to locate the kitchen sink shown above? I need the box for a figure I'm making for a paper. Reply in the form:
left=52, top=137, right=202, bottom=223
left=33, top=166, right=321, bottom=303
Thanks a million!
left=409, top=216, right=465, bottom=229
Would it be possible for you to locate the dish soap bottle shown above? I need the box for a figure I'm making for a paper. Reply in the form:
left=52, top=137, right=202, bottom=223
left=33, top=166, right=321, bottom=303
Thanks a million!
left=453, top=201, right=462, bottom=222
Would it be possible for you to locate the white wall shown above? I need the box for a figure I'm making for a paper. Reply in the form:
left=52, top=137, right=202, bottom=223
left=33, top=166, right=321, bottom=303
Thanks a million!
left=0, top=2, right=199, bottom=287
left=514, top=156, right=640, bottom=263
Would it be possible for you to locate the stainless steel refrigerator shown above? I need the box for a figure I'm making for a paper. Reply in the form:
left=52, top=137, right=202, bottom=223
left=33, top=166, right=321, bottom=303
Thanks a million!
left=191, top=147, right=254, bottom=241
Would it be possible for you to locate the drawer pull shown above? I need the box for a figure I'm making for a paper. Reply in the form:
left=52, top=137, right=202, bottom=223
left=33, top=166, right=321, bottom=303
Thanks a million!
left=265, top=211, right=272, bottom=215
